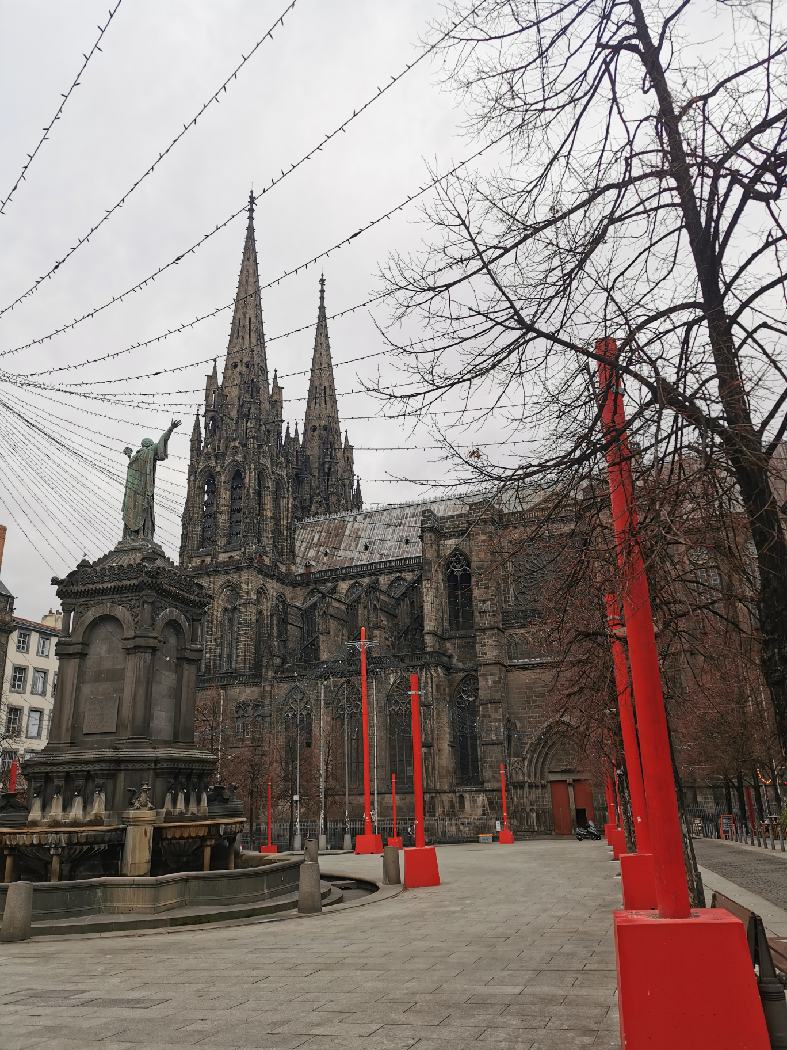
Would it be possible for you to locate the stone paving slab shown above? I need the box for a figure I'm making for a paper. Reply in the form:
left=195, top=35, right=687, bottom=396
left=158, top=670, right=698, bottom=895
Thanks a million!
left=0, top=841, right=621, bottom=1049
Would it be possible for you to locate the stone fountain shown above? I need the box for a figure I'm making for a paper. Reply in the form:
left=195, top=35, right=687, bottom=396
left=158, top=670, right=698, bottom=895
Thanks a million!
left=0, top=422, right=255, bottom=903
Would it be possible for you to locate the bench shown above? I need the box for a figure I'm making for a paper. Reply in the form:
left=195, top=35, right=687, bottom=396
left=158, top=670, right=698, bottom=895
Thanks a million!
left=711, top=890, right=787, bottom=985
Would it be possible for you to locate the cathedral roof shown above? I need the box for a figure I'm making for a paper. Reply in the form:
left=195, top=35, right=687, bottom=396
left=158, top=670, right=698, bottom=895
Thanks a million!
left=294, top=488, right=538, bottom=571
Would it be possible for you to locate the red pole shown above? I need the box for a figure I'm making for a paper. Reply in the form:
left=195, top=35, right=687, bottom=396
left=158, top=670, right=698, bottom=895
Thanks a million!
left=596, top=336, right=690, bottom=919
left=613, top=767, right=623, bottom=828
left=606, top=593, right=651, bottom=853
left=605, top=772, right=616, bottom=825
left=500, top=763, right=509, bottom=829
left=409, top=672, right=426, bottom=849
left=391, top=773, right=397, bottom=840
left=360, top=626, right=373, bottom=837
left=8, top=759, right=18, bottom=793
left=266, top=778, right=272, bottom=848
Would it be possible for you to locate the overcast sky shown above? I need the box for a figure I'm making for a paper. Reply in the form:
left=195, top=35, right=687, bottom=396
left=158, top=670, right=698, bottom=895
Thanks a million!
left=0, top=0, right=518, bottom=618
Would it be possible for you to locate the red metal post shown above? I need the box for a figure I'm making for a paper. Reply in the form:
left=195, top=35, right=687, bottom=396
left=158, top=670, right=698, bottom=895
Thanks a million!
left=605, top=773, right=616, bottom=825
left=267, top=778, right=272, bottom=848
left=360, top=626, right=373, bottom=837
left=391, top=772, right=397, bottom=840
left=410, top=671, right=426, bottom=849
left=498, top=762, right=515, bottom=843
left=596, top=337, right=690, bottom=919
left=605, top=593, right=651, bottom=853
left=8, top=759, right=18, bottom=793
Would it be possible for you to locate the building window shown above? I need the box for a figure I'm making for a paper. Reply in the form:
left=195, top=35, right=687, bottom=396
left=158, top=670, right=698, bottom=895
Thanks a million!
left=387, top=678, right=413, bottom=789
left=10, top=666, right=26, bottom=693
left=16, top=629, right=30, bottom=654
left=201, top=474, right=217, bottom=547
left=332, top=685, right=362, bottom=791
left=5, top=706, right=22, bottom=737
left=26, top=708, right=43, bottom=739
left=36, top=634, right=50, bottom=657
left=345, top=582, right=363, bottom=643
left=302, top=599, right=319, bottom=663
left=219, top=600, right=239, bottom=673
left=31, top=669, right=48, bottom=696
left=51, top=671, right=58, bottom=696
left=452, top=675, right=481, bottom=784
left=228, top=469, right=244, bottom=545
left=235, top=700, right=263, bottom=740
left=446, top=551, right=473, bottom=631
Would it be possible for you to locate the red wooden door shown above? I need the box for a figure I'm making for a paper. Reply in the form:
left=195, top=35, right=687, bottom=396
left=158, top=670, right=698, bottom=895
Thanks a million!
left=550, top=781, right=571, bottom=835
left=573, top=780, right=595, bottom=825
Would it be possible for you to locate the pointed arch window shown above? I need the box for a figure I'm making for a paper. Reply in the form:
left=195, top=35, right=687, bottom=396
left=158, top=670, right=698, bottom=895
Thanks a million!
left=201, top=475, right=216, bottom=547
left=219, top=596, right=239, bottom=673
left=446, top=550, right=473, bottom=630
left=332, top=684, right=363, bottom=791
left=302, top=597, right=320, bottom=663
left=452, top=674, right=481, bottom=784
left=345, top=582, right=363, bottom=643
left=282, top=687, right=311, bottom=753
left=228, top=469, right=244, bottom=545
left=387, top=677, right=413, bottom=788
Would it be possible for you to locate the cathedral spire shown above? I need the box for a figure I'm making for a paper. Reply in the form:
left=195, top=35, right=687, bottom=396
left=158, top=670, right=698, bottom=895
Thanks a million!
left=304, top=274, right=340, bottom=437
left=300, top=276, right=358, bottom=518
left=221, top=191, right=269, bottom=416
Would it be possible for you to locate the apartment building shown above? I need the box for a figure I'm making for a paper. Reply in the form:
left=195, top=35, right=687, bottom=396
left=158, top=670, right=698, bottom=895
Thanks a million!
left=2, top=610, right=61, bottom=767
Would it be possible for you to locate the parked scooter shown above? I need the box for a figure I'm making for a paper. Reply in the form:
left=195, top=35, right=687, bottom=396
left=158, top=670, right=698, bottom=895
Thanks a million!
left=575, top=821, right=603, bottom=841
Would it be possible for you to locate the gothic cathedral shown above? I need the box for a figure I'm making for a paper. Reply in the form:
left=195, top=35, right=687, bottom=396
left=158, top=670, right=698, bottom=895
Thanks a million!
left=179, top=198, right=597, bottom=836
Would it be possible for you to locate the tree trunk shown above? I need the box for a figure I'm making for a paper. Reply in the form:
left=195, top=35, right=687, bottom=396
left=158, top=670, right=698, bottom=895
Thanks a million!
left=629, top=0, right=787, bottom=760
left=736, top=771, right=748, bottom=830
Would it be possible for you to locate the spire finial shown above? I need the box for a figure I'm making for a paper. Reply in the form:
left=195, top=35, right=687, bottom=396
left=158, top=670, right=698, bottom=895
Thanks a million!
left=319, top=273, right=326, bottom=309
left=248, top=188, right=255, bottom=220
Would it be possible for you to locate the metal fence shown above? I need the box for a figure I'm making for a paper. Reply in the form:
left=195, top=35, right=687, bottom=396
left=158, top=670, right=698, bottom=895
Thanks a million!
left=241, top=809, right=556, bottom=852
left=685, top=804, right=786, bottom=853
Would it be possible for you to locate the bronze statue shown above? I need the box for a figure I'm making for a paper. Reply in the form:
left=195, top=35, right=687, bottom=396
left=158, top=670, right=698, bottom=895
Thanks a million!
left=122, top=419, right=180, bottom=542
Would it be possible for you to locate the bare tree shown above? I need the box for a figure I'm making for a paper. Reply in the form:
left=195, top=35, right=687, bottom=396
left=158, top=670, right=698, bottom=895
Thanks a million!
left=382, top=0, right=787, bottom=757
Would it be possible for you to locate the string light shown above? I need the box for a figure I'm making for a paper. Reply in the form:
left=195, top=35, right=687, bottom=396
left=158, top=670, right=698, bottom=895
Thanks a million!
left=0, top=0, right=490, bottom=354
left=0, top=0, right=301, bottom=320
left=0, top=1, right=124, bottom=217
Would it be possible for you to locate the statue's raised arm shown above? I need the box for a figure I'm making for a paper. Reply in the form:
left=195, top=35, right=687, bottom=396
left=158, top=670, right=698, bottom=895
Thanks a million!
left=122, top=420, right=181, bottom=543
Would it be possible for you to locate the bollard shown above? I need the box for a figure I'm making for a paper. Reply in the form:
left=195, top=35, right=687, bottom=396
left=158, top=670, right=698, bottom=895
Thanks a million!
left=305, top=838, right=319, bottom=863
left=0, top=881, right=33, bottom=943
left=342, top=832, right=353, bottom=851
left=298, top=860, right=322, bottom=915
left=383, top=844, right=401, bottom=885
left=318, top=833, right=327, bottom=853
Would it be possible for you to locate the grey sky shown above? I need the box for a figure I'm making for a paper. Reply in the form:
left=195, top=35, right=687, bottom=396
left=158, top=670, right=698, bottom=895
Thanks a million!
left=0, top=0, right=515, bottom=618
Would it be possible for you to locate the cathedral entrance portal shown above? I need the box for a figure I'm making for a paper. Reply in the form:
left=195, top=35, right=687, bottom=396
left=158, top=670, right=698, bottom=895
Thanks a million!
left=549, top=778, right=595, bottom=834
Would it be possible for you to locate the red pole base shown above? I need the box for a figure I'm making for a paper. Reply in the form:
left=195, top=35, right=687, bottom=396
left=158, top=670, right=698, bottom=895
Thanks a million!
left=404, top=845, right=441, bottom=888
left=609, top=828, right=627, bottom=859
left=259, top=844, right=279, bottom=854
left=614, top=909, right=768, bottom=1049
left=498, top=828, right=515, bottom=844
left=354, top=833, right=384, bottom=855
left=603, top=822, right=616, bottom=844
left=387, top=836, right=403, bottom=849
left=620, top=852, right=657, bottom=910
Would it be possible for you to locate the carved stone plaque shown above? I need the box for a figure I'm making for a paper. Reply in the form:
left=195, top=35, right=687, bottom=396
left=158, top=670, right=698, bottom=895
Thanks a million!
left=83, top=695, right=119, bottom=734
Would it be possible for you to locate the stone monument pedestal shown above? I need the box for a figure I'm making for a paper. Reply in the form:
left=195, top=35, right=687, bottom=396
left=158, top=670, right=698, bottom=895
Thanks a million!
left=121, top=807, right=157, bottom=877
left=3, top=539, right=243, bottom=883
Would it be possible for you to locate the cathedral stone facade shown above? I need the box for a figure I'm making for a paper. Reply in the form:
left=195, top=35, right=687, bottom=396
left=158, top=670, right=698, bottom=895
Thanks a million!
left=180, top=201, right=595, bottom=835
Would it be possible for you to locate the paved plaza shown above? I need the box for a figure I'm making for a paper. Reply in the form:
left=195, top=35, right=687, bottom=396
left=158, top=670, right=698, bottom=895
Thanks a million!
left=0, top=841, right=621, bottom=1050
